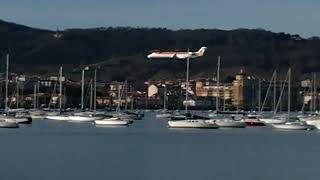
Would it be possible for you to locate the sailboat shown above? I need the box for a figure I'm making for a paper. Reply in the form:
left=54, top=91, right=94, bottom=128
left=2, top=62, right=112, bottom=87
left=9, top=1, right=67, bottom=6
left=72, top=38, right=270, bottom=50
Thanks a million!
left=0, top=54, right=19, bottom=128
left=168, top=119, right=219, bottom=129
left=68, top=67, right=100, bottom=122
left=94, top=81, right=131, bottom=126
left=259, top=70, right=286, bottom=124
left=241, top=114, right=266, bottom=126
left=29, top=109, right=47, bottom=119
left=271, top=69, right=314, bottom=130
left=2, top=111, right=32, bottom=124
left=167, top=49, right=218, bottom=129
left=94, top=117, right=130, bottom=126
left=272, top=121, right=313, bottom=130
left=299, top=73, right=320, bottom=129
left=45, top=67, right=70, bottom=121
left=156, top=84, right=172, bottom=118
left=207, top=56, right=246, bottom=128
left=209, top=117, right=246, bottom=128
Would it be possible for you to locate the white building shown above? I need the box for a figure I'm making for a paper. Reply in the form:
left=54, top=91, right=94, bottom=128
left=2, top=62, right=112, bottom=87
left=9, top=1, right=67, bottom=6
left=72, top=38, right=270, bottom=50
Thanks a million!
left=148, top=84, right=158, bottom=98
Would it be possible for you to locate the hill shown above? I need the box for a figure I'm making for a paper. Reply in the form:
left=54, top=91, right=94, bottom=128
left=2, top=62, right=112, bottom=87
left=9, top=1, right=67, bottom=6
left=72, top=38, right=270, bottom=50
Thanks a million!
left=1, top=19, right=320, bottom=82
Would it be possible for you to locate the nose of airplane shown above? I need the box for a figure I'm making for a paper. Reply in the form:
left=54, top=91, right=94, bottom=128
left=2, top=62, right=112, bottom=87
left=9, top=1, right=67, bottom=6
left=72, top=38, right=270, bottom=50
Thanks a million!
left=147, top=53, right=153, bottom=59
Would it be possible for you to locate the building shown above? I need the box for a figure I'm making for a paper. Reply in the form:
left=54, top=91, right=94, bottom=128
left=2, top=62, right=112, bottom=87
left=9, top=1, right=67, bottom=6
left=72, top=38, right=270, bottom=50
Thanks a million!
left=195, top=79, right=232, bottom=100
left=148, top=84, right=158, bottom=98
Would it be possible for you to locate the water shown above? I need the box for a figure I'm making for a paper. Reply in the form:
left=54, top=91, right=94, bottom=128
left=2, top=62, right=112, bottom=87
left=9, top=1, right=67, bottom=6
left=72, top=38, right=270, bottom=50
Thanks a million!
left=0, top=112, right=319, bottom=180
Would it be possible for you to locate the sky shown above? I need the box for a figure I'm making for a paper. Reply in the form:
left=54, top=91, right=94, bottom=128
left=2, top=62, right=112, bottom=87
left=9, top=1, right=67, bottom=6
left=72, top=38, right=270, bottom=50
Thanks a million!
left=0, top=0, right=319, bottom=37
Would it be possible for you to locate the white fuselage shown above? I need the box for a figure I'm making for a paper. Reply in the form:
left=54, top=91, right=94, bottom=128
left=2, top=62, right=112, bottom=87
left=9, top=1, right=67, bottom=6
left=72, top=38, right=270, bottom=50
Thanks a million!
left=147, top=52, right=198, bottom=59
left=147, top=47, right=207, bottom=59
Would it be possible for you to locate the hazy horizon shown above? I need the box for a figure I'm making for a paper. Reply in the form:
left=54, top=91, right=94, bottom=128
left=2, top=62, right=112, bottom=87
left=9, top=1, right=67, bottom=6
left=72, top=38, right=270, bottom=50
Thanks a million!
left=1, top=0, right=319, bottom=38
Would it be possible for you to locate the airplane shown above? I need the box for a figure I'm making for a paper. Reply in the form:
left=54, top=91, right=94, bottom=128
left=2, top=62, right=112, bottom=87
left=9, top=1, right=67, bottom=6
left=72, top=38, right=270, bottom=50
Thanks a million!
left=147, top=47, right=207, bottom=59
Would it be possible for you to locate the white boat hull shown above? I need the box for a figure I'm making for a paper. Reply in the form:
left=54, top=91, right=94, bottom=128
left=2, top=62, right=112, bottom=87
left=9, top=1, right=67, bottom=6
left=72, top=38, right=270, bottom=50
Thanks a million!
left=168, top=120, right=219, bottom=128
left=0, top=121, right=19, bottom=128
left=299, top=116, right=320, bottom=122
left=29, top=111, right=46, bottom=119
left=68, top=116, right=96, bottom=122
left=260, top=118, right=286, bottom=124
left=114, top=114, right=136, bottom=120
left=305, top=120, right=320, bottom=129
left=31, top=115, right=46, bottom=119
left=156, top=113, right=171, bottom=118
left=271, top=123, right=314, bottom=130
left=94, top=118, right=129, bottom=126
left=210, top=119, right=246, bottom=128
left=1, top=115, right=32, bottom=124
left=46, top=115, right=70, bottom=121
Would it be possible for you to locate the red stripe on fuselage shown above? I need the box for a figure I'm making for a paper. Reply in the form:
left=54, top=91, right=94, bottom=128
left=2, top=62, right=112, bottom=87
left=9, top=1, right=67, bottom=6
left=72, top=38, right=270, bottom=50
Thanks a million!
left=154, top=52, right=189, bottom=54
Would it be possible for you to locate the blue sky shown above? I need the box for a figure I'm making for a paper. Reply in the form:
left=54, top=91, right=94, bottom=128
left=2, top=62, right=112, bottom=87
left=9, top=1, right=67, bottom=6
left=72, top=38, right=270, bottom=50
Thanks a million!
left=0, top=0, right=319, bottom=37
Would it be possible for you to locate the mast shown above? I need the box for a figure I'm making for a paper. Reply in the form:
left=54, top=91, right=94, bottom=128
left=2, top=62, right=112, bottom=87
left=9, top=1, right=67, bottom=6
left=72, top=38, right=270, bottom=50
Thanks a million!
left=313, top=73, right=316, bottom=112
left=117, top=83, right=121, bottom=113
left=273, top=70, right=277, bottom=112
left=16, top=82, right=19, bottom=109
left=223, top=85, right=226, bottom=111
left=274, top=70, right=289, bottom=115
left=33, top=83, right=37, bottom=110
left=89, top=79, right=93, bottom=110
left=288, top=68, right=291, bottom=121
left=258, top=78, right=261, bottom=112
left=59, top=66, right=63, bottom=112
left=124, top=80, right=128, bottom=112
left=251, top=83, right=255, bottom=110
left=216, top=56, right=220, bottom=112
left=37, top=81, right=40, bottom=108
left=163, top=84, right=167, bottom=110
left=81, top=69, right=85, bottom=111
left=310, top=79, right=313, bottom=111
left=145, top=84, right=148, bottom=110
left=63, top=87, right=66, bottom=109
left=185, top=48, right=190, bottom=113
left=5, top=54, right=9, bottom=112
left=261, top=71, right=273, bottom=112
left=129, top=85, right=134, bottom=110
left=21, top=84, right=24, bottom=108
left=94, top=69, right=97, bottom=114
left=0, top=80, right=2, bottom=107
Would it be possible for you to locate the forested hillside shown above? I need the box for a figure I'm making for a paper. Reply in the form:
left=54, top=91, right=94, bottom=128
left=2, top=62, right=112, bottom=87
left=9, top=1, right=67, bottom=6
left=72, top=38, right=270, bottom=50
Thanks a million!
left=1, top=19, right=320, bottom=82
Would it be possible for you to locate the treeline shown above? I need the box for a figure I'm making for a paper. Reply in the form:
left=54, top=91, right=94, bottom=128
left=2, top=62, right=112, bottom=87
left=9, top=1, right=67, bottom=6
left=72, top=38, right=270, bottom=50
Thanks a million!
left=1, top=19, right=320, bottom=82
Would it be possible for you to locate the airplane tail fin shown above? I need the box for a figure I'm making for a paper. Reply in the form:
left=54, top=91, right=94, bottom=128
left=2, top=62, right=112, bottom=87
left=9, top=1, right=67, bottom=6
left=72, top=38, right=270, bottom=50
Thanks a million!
left=197, top=47, right=207, bottom=56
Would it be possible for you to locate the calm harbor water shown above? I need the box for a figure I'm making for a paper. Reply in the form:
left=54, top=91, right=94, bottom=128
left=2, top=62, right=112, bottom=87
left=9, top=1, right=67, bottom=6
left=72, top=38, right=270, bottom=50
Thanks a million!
left=0, top=112, right=320, bottom=180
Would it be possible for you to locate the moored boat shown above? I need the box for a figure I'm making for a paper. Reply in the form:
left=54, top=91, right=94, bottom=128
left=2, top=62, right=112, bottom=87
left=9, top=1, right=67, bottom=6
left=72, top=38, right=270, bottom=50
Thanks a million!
left=156, top=111, right=172, bottom=118
left=208, top=119, right=246, bottom=128
left=259, top=117, right=286, bottom=124
left=29, top=110, right=46, bottom=119
left=271, top=121, right=314, bottom=130
left=3, top=116, right=32, bottom=124
left=46, top=115, right=70, bottom=121
left=0, top=120, right=19, bottom=128
left=94, top=117, right=130, bottom=126
left=305, top=119, right=320, bottom=129
left=68, top=115, right=97, bottom=122
left=168, top=119, right=219, bottom=129
left=242, top=114, right=266, bottom=126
